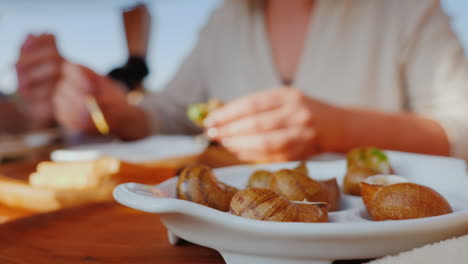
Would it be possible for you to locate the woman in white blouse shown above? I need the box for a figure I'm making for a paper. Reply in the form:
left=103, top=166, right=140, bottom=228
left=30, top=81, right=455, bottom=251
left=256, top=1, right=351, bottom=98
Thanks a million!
left=49, top=0, right=468, bottom=161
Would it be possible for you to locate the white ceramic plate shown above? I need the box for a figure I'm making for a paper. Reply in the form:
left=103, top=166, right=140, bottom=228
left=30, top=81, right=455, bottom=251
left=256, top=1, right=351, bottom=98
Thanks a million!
left=51, top=135, right=209, bottom=163
left=114, top=151, right=468, bottom=264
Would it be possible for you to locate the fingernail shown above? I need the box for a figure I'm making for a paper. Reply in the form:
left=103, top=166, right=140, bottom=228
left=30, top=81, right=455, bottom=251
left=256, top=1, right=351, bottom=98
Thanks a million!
left=206, top=127, right=218, bottom=138
left=23, top=38, right=35, bottom=49
left=204, top=117, right=215, bottom=127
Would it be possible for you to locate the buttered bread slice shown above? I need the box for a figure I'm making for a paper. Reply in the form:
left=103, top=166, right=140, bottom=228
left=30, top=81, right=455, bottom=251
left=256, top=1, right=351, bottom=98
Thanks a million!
left=0, top=176, right=113, bottom=212
left=29, top=157, right=177, bottom=190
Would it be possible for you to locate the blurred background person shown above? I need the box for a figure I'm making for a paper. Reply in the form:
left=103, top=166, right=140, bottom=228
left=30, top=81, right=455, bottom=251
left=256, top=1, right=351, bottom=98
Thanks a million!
left=108, top=4, right=151, bottom=92
left=0, top=92, right=27, bottom=133
left=50, top=0, right=468, bottom=163
left=11, top=3, right=151, bottom=135
left=0, top=33, right=60, bottom=134
left=16, top=34, right=62, bottom=131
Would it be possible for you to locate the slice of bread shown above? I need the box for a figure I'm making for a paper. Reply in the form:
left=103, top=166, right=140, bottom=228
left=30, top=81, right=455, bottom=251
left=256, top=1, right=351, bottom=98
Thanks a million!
left=29, top=157, right=179, bottom=190
left=0, top=156, right=195, bottom=213
left=0, top=176, right=113, bottom=212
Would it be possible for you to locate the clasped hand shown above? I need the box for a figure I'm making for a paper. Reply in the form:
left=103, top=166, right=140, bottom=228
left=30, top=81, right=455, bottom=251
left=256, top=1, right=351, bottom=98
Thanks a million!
left=204, top=87, right=345, bottom=162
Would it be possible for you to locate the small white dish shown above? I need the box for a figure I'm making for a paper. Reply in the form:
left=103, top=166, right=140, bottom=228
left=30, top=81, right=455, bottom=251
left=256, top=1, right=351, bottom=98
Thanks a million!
left=114, top=151, right=468, bottom=264
left=51, top=135, right=209, bottom=163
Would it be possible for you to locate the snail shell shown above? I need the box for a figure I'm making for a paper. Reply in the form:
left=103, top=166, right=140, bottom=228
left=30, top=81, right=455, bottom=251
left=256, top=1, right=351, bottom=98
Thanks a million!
left=230, top=188, right=329, bottom=222
left=367, top=182, right=452, bottom=221
left=177, top=165, right=238, bottom=211
left=270, top=169, right=322, bottom=201
left=247, top=170, right=274, bottom=189
left=361, top=181, right=384, bottom=215
left=318, top=178, right=341, bottom=212
left=360, top=175, right=408, bottom=213
left=344, top=166, right=386, bottom=196
left=291, top=162, right=340, bottom=211
left=293, top=161, right=309, bottom=176
left=247, top=162, right=340, bottom=211
left=271, top=169, right=341, bottom=211
left=247, top=162, right=309, bottom=190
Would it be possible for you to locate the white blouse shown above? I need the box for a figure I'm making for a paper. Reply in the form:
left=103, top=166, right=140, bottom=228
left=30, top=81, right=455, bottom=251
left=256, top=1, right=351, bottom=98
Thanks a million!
left=140, top=0, right=468, bottom=160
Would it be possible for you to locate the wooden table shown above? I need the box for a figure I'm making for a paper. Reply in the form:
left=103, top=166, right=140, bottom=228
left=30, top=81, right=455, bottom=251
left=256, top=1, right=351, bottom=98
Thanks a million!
left=0, top=147, right=370, bottom=264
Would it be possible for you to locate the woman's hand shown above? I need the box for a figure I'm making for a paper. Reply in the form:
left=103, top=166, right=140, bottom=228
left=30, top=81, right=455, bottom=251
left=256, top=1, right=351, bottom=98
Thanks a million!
left=204, top=87, right=346, bottom=162
left=53, top=62, right=148, bottom=139
left=16, top=34, right=63, bottom=129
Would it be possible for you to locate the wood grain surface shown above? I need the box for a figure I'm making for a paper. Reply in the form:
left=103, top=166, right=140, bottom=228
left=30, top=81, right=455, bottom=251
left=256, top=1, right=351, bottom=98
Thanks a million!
left=0, top=203, right=223, bottom=264
left=0, top=147, right=236, bottom=264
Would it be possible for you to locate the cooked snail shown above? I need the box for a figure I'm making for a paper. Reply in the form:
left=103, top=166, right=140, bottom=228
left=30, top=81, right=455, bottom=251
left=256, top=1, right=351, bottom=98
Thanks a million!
left=293, top=161, right=309, bottom=176
left=360, top=176, right=452, bottom=221
left=230, top=188, right=329, bottom=222
left=360, top=175, right=408, bottom=213
left=177, top=165, right=238, bottom=211
left=319, top=178, right=341, bottom=212
left=247, top=162, right=340, bottom=211
left=247, top=170, right=274, bottom=189
left=343, top=147, right=393, bottom=196
left=270, top=169, right=322, bottom=201
left=187, top=99, right=223, bottom=127
left=293, top=162, right=340, bottom=211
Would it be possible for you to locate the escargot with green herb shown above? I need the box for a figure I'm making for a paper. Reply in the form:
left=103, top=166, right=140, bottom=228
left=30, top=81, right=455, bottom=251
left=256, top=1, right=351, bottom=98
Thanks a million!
left=343, top=147, right=393, bottom=196
left=187, top=99, right=223, bottom=127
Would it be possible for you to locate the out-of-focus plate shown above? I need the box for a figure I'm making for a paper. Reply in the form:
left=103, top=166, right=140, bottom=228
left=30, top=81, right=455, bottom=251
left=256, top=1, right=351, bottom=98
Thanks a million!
left=51, top=135, right=209, bottom=163
left=114, top=151, right=468, bottom=264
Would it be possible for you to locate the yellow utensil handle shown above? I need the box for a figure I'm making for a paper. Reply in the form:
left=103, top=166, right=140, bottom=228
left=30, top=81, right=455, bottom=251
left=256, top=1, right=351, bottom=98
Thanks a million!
left=85, top=95, right=110, bottom=135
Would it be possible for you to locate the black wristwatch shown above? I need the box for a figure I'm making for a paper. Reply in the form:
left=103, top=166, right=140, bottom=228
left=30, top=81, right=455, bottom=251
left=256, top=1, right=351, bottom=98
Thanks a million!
left=108, top=56, right=149, bottom=91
